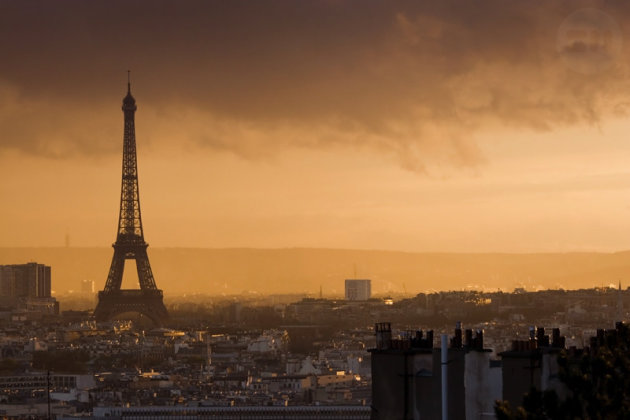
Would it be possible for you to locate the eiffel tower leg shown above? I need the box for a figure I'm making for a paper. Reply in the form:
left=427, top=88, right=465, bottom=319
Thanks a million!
left=136, top=248, right=158, bottom=290
left=94, top=248, right=125, bottom=321
left=105, top=248, right=125, bottom=292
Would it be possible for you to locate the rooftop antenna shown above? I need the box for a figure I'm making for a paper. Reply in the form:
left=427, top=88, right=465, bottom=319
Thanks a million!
left=127, top=70, right=131, bottom=93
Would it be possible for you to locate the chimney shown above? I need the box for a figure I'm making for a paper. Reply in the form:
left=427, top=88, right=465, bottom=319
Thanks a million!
left=551, top=328, right=565, bottom=348
left=465, top=329, right=473, bottom=348
left=597, top=329, right=605, bottom=346
left=475, top=329, right=484, bottom=350
left=375, top=323, right=392, bottom=350
left=441, top=334, right=448, bottom=420
left=426, top=330, right=434, bottom=348
left=536, top=327, right=550, bottom=347
left=451, top=322, right=463, bottom=348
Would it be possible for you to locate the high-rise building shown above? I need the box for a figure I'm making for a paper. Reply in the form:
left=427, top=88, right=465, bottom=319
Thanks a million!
left=0, top=263, right=51, bottom=298
left=345, top=279, right=371, bottom=301
left=81, top=279, right=95, bottom=294
left=0, top=263, right=58, bottom=316
left=0, top=265, right=15, bottom=297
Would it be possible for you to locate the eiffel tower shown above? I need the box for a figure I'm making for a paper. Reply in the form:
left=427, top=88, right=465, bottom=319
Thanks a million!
left=94, top=75, right=168, bottom=326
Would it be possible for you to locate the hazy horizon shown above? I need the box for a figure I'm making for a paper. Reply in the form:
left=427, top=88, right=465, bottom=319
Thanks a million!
left=3, top=247, right=630, bottom=295
left=7, top=244, right=630, bottom=255
left=4, top=2, right=630, bottom=293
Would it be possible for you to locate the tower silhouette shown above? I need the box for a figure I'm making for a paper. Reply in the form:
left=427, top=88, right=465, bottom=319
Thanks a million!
left=94, top=76, right=168, bottom=326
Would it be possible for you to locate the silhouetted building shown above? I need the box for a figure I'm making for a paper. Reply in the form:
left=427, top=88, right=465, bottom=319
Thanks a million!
left=345, top=279, right=371, bottom=301
left=370, top=322, right=501, bottom=420
left=370, top=322, right=577, bottom=419
left=500, top=327, right=567, bottom=408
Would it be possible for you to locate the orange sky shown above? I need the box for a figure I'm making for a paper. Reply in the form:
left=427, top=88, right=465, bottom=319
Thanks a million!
left=2, top=1, right=630, bottom=253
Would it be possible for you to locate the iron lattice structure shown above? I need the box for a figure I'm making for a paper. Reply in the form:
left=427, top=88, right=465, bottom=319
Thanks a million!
left=93, top=80, right=168, bottom=326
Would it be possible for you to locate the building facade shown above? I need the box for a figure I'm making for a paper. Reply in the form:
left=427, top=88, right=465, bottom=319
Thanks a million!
left=0, top=263, right=51, bottom=298
left=81, top=279, right=95, bottom=294
left=370, top=323, right=574, bottom=420
left=345, top=279, right=371, bottom=301
left=0, top=263, right=57, bottom=316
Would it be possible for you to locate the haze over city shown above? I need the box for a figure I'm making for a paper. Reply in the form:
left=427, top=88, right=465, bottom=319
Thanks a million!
left=5, top=3, right=630, bottom=419
left=3, top=1, right=630, bottom=293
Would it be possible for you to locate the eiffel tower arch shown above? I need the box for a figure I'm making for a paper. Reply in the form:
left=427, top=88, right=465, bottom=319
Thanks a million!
left=94, top=75, right=168, bottom=326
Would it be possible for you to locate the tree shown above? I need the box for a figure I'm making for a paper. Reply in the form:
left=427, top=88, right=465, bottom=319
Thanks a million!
left=496, top=323, right=630, bottom=420
left=32, top=350, right=90, bottom=373
left=0, top=359, right=24, bottom=374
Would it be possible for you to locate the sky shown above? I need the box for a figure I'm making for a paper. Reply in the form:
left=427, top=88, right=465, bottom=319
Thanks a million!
left=3, top=1, right=630, bottom=252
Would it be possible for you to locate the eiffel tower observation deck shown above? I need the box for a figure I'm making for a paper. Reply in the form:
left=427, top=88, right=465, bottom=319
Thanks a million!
left=93, top=74, right=168, bottom=326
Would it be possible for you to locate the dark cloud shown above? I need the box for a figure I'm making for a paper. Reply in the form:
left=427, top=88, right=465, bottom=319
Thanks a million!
left=1, top=0, right=629, bottom=170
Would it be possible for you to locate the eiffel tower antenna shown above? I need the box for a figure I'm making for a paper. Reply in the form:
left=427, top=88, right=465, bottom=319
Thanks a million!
left=93, top=75, right=168, bottom=326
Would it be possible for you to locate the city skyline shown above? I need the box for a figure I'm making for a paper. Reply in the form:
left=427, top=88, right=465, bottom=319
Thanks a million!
left=2, top=3, right=630, bottom=417
left=3, top=2, right=630, bottom=253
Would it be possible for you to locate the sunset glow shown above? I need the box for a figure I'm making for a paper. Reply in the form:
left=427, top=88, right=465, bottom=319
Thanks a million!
left=2, top=2, right=630, bottom=293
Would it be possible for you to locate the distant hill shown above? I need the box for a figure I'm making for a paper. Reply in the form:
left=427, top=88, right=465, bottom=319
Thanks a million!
left=1, top=247, right=630, bottom=296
